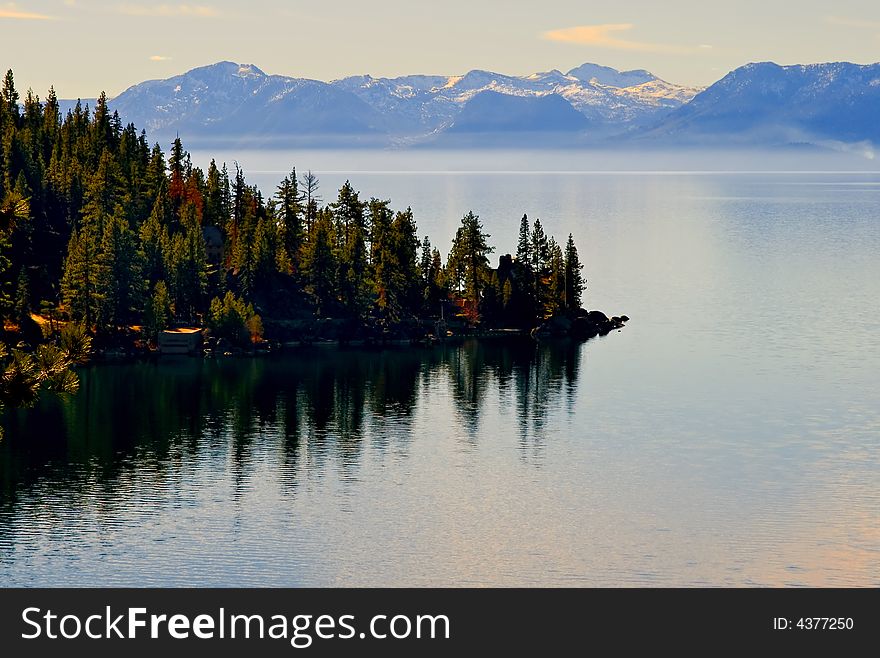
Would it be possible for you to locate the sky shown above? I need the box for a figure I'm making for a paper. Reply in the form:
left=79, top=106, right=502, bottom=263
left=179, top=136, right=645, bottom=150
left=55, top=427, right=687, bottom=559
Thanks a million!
left=1, top=0, right=880, bottom=98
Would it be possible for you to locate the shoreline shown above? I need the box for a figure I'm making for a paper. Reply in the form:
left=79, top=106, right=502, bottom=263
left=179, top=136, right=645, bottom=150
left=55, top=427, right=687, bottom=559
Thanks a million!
left=88, top=309, right=628, bottom=361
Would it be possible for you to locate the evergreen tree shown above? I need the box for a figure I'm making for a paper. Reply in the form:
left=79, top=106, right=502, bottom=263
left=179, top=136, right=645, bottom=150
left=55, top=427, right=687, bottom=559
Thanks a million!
left=299, top=170, right=320, bottom=234
left=251, top=214, right=276, bottom=291
left=61, top=225, right=105, bottom=329
left=390, top=207, right=420, bottom=316
left=2, top=70, right=20, bottom=127
left=143, top=280, right=172, bottom=339
left=0, top=191, right=28, bottom=316
left=516, top=213, right=531, bottom=267
left=274, top=167, right=303, bottom=273
left=419, top=236, right=433, bottom=285
left=447, top=211, right=493, bottom=307
left=338, top=222, right=369, bottom=318
left=547, top=237, right=565, bottom=314
left=96, top=209, right=144, bottom=330
left=81, top=149, right=124, bottom=225
left=531, top=218, right=550, bottom=313
left=369, top=198, right=394, bottom=313
left=143, top=143, right=167, bottom=207
left=208, top=291, right=262, bottom=347
left=168, top=136, right=187, bottom=212
left=300, top=208, right=336, bottom=315
left=531, top=218, right=549, bottom=277
left=419, top=235, right=442, bottom=312
left=166, top=201, right=207, bottom=322
left=140, top=184, right=171, bottom=285
left=204, top=158, right=228, bottom=227
left=91, top=92, right=114, bottom=156
left=564, top=233, right=586, bottom=310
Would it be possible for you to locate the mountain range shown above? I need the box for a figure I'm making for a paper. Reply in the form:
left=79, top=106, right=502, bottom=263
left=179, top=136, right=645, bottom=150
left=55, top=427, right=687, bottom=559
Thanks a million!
left=92, top=61, right=698, bottom=146
left=640, top=61, right=880, bottom=147
left=61, top=60, right=880, bottom=148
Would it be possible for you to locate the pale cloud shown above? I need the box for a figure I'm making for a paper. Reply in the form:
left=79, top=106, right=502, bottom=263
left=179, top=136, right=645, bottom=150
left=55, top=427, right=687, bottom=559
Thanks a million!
left=0, top=2, right=55, bottom=20
left=149, top=55, right=173, bottom=61
left=541, top=23, right=703, bottom=54
left=118, top=4, right=218, bottom=18
left=825, top=16, right=880, bottom=29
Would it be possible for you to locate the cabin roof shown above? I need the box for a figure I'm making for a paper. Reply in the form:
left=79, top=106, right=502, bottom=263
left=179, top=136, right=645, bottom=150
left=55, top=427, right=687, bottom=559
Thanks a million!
left=162, top=328, right=202, bottom=335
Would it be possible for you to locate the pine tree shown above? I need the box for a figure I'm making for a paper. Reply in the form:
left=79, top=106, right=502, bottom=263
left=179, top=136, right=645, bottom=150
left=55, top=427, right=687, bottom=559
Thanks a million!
left=369, top=198, right=394, bottom=313
left=516, top=213, right=531, bottom=267
left=2, top=70, right=20, bottom=127
left=419, top=235, right=438, bottom=311
left=275, top=167, right=303, bottom=273
left=61, top=225, right=105, bottom=329
left=338, top=223, right=369, bottom=318
left=419, top=236, right=432, bottom=284
left=143, top=143, right=167, bottom=207
left=391, top=207, right=420, bottom=316
left=299, top=170, right=320, bottom=235
left=91, top=92, right=114, bottom=156
left=331, top=181, right=366, bottom=254
left=447, top=211, right=493, bottom=313
left=564, top=233, right=586, bottom=310
left=81, top=149, right=124, bottom=225
left=143, top=280, right=172, bottom=339
left=300, top=208, right=336, bottom=316
left=531, top=218, right=549, bottom=277
left=547, top=238, right=565, bottom=314
left=166, top=201, right=207, bottom=322
left=251, top=214, right=276, bottom=291
left=168, top=136, right=186, bottom=212
left=96, top=208, right=144, bottom=330
left=140, top=184, right=170, bottom=285
left=531, top=218, right=550, bottom=313
left=204, top=158, right=228, bottom=227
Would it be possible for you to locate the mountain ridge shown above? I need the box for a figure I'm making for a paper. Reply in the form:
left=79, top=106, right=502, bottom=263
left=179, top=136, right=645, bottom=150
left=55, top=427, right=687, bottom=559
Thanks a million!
left=56, top=60, right=880, bottom=149
left=97, top=60, right=700, bottom=144
left=641, top=60, right=880, bottom=146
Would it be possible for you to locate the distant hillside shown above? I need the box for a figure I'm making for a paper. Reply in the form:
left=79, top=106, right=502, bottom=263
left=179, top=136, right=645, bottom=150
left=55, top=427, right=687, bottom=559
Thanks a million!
left=109, top=62, right=385, bottom=139
left=447, top=91, right=590, bottom=133
left=643, top=62, right=880, bottom=145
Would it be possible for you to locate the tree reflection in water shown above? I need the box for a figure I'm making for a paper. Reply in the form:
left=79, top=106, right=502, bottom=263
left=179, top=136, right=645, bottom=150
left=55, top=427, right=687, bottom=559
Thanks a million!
left=0, top=339, right=583, bottom=510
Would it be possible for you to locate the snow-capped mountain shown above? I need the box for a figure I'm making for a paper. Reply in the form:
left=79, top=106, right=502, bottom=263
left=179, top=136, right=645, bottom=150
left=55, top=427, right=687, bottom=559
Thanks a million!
left=566, top=63, right=656, bottom=88
left=643, top=62, right=880, bottom=145
left=102, top=61, right=701, bottom=143
left=110, top=62, right=386, bottom=138
left=334, top=64, right=701, bottom=133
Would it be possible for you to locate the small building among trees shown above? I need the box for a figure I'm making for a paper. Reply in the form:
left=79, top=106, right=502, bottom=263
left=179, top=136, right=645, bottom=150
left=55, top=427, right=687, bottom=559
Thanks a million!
left=158, top=328, right=203, bottom=354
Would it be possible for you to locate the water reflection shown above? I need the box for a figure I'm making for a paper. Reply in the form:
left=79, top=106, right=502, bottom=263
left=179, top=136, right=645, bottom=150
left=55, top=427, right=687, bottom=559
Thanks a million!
left=0, top=339, right=582, bottom=514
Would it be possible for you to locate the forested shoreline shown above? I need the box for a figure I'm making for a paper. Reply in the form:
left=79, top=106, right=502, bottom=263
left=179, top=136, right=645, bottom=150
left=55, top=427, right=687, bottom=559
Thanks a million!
left=0, top=69, right=625, bottom=420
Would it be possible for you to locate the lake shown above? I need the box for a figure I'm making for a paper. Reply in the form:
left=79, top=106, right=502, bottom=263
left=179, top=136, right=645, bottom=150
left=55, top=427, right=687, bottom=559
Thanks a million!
left=2, top=150, right=879, bottom=586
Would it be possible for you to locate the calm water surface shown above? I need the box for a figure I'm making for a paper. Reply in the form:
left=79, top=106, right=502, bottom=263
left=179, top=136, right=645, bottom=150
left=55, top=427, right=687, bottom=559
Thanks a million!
left=1, top=151, right=879, bottom=586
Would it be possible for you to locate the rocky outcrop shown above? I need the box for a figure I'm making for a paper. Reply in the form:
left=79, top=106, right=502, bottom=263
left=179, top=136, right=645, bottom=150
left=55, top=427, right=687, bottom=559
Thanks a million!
left=532, top=309, right=627, bottom=340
